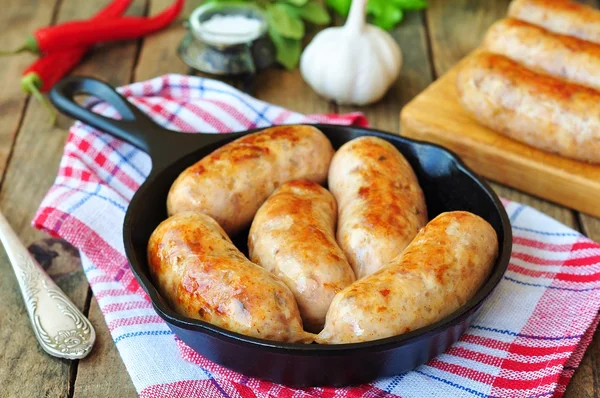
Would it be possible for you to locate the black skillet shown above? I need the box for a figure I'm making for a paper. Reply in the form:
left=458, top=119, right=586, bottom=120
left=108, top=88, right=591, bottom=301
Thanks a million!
left=49, top=76, right=512, bottom=387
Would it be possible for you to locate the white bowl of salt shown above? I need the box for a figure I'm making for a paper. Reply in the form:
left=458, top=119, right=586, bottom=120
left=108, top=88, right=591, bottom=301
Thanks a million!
left=178, top=2, right=274, bottom=75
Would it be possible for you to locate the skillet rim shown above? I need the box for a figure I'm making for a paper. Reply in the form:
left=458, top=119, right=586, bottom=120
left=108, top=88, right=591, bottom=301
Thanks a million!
left=124, top=123, right=512, bottom=354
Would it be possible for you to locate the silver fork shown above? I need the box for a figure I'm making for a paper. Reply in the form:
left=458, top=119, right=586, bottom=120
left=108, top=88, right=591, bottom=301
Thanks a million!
left=0, top=211, right=95, bottom=359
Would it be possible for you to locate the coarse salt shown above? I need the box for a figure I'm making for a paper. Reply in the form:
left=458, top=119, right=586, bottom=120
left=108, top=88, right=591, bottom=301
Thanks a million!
left=199, top=14, right=262, bottom=45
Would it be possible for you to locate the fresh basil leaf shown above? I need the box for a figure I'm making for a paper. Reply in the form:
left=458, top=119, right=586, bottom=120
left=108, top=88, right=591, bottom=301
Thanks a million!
left=268, top=26, right=301, bottom=69
left=284, top=0, right=309, bottom=6
left=392, top=0, right=428, bottom=10
left=267, top=3, right=305, bottom=39
left=296, top=1, right=331, bottom=24
left=326, top=0, right=351, bottom=17
left=372, top=4, right=403, bottom=30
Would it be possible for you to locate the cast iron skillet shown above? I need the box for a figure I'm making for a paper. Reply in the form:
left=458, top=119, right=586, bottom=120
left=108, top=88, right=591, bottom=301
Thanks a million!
left=50, top=76, right=511, bottom=387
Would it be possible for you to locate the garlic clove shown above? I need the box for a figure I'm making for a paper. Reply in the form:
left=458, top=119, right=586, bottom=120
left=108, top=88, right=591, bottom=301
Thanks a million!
left=299, top=0, right=402, bottom=106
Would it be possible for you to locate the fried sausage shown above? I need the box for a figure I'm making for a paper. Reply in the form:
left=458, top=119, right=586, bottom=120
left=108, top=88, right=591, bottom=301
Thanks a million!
left=147, top=212, right=313, bottom=343
left=456, top=52, right=600, bottom=164
left=167, top=125, right=334, bottom=236
left=508, top=0, right=600, bottom=44
left=316, top=211, right=498, bottom=344
left=328, top=136, right=427, bottom=279
left=248, top=180, right=356, bottom=332
left=483, top=19, right=600, bottom=91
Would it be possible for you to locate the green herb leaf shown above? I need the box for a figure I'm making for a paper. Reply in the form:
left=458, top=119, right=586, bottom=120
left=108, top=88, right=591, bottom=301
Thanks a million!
left=268, top=26, right=301, bottom=69
left=326, top=0, right=351, bottom=17
left=326, top=0, right=427, bottom=30
left=284, top=0, right=309, bottom=6
left=366, top=0, right=383, bottom=16
left=392, top=0, right=428, bottom=10
left=267, top=3, right=305, bottom=39
left=366, top=0, right=404, bottom=30
left=296, top=1, right=331, bottom=24
left=372, top=6, right=403, bottom=30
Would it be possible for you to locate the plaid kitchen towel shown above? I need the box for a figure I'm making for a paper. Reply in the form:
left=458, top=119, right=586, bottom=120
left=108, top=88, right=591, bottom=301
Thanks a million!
left=33, top=74, right=600, bottom=398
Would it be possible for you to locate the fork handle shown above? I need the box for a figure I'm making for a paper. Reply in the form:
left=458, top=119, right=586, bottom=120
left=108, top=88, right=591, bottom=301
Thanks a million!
left=0, top=212, right=95, bottom=359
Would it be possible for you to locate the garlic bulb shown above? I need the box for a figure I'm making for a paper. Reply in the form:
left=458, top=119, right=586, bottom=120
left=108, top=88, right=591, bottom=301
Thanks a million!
left=300, top=0, right=402, bottom=106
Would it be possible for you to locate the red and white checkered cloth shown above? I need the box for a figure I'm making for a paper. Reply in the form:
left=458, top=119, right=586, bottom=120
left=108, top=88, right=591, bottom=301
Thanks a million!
left=34, top=74, right=600, bottom=397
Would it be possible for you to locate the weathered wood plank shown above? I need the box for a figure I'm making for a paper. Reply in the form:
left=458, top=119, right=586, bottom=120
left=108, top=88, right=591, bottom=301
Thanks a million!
left=0, top=2, right=77, bottom=396
left=425, top=0, right=510, bottom=77
left=0, top=0, right=59, bottom=181
left=134, top=0, right=194, bottom=82
left=1, top=1, right=595, bottom=397
left=73, top=298, right=138, bottom=398
left=0, top=0, right=146, bottom=397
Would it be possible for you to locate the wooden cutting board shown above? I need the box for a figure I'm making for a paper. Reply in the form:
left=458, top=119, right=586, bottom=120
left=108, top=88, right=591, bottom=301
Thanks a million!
left=400, top=51, right=600, bottom=218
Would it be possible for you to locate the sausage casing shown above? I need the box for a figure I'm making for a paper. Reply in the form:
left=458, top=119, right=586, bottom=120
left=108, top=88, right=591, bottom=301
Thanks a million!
left=316, top=211, right=498, bottom=344
left=508, top=0, right=600, bottom=44
left=248, top=180, right=356, bottom=332
left=456, top=52, right=600, bottom=164
left=147, top=212, right=312, bottom=343
left=328, top=136, right=427, bottom=279
left=483, top=18, right=600, bottom=91
left=167, top=125, right=334, bottom=236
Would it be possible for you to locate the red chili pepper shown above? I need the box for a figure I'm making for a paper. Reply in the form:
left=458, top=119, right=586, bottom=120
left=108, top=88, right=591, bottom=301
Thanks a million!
left=21, top=0, right=133, bottom=123
left=85, top=0, right=133, bottom=21
left=13, top=0, right=183, bottom=55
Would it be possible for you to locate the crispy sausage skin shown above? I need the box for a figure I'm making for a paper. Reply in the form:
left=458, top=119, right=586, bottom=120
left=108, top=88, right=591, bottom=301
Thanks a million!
left=483, top=19, right=600, bottom=91
left=456, top=52, right=600, bottom=164
left=316, top=211, right=498, bottom=344
left=508, top=0, right=600, bottom=44
left=248, top=180, right=356, bottom=332
left=167, top=125, right=334, bottom=236
left=328, top=136, right=427, bottom=279
left=147, top=212, right=313, bottom=343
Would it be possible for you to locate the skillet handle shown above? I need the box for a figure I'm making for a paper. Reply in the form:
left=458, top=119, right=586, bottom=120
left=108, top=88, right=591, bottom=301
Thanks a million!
left=50, top=76, right=166, bottom=153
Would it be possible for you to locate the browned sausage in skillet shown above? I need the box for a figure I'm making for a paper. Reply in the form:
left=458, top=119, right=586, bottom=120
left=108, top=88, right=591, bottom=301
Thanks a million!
left=317, top=211, right=498, bottom=344
left=248, top=180, right=356, bottom=332
left=328, top=136, right=427, bottom=279
left=167, top=125, right=334, bottom=236
left=148, top=212, right=314, bottom=343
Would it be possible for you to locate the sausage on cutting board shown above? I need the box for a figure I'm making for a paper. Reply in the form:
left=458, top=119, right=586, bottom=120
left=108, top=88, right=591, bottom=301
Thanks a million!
left=508, top=0, right=600, bottom=44
left=456, top=52, right=600, bottom=164
left=147, top=212, right=313, bottom=343
left=316, top=211, right=498, bottom=344
left=248, top=180, right=356, bottom=332
left=483, top=18, right=600, bottom=91
left=167, top=125, right=334, bottom=236
left=328, top=136, right=427, bottom=279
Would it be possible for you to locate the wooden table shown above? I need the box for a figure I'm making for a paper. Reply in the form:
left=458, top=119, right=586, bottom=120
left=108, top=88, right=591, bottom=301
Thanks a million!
left=1, top=1, right=599, bottom=396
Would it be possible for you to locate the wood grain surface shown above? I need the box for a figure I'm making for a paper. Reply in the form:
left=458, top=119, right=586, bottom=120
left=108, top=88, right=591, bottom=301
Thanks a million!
left=0, top=0, right=597, bottom=397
